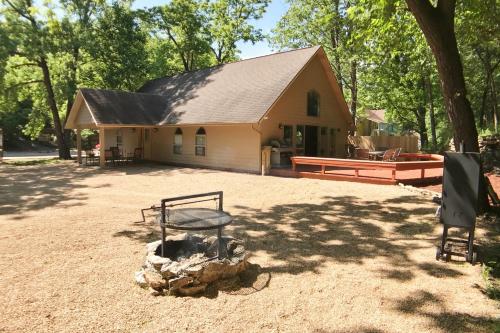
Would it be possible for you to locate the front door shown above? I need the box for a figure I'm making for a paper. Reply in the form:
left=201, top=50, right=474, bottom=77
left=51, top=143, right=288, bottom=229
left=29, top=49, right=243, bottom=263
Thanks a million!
left=305, top=125, right=319, bottom=157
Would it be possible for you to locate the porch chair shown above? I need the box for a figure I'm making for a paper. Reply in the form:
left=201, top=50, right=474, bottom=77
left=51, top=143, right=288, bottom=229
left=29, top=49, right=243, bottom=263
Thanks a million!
left=104, top=149, right=114, bottom=166
left=110, top=146, right=123, bottom=165
left=132, top=147, right=143, bottom=163
left=381, top=148, right=396, bottom=162
left=392, top=148, right=402, bottom=161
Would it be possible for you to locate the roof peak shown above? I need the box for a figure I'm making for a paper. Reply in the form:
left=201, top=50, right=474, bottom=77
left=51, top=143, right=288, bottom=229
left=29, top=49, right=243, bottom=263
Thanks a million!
left=139, top=45, right=321, bottom=91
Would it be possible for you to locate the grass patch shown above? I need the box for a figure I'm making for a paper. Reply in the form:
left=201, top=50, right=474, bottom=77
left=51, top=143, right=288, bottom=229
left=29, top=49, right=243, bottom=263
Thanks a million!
left=482, top=260, right=500, bottom=301
left=3, top=158, right=65, bottom=166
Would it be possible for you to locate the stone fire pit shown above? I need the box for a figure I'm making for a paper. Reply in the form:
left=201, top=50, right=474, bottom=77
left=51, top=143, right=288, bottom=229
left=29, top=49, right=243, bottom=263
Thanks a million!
left=135, top=233, right=249, bottom=296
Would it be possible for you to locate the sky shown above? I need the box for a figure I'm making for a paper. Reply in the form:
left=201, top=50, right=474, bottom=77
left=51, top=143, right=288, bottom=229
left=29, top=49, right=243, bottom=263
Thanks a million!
left=132, top=0, right=289, bottom=59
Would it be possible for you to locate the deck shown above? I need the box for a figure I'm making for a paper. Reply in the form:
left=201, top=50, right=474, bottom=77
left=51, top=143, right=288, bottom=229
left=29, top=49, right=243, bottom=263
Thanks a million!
left=269, top=153, right=444, bottom=186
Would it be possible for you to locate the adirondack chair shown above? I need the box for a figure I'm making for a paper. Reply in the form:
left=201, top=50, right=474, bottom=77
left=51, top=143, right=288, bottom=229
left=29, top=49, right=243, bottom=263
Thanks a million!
left=381, top=149, right=396, bottom=162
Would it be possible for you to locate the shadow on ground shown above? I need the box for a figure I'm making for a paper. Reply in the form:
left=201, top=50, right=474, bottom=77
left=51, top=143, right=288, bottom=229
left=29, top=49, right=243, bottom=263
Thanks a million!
left=0, top=163, right=97, bottom=217
left=0, top=162, right=213, bottom=218
left=393, top=290, right=498, bottom=333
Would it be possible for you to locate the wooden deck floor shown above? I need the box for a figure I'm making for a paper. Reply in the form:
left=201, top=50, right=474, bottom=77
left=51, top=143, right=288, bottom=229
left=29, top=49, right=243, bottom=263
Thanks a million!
left=270, top=165, right=443, bottom=186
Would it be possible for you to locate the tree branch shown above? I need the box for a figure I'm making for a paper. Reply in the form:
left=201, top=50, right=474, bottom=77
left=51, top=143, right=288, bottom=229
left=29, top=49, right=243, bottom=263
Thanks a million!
left=4, top=0, right=38, bottom=27
left=8, top=62, right=38, bottom=69
left=6, top=79, right=43, bottom=90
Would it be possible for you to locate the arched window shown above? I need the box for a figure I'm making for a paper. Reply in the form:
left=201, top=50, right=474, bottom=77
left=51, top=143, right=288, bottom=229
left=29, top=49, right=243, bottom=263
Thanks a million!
left=307, top=90, right=320, bottom=117
left=173, top=128, right=182, bottom=154
left=195, top=127, right=206, bottom=156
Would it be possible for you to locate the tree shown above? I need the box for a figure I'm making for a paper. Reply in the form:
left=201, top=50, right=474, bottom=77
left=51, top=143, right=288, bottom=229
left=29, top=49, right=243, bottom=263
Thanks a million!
left=272, top=0, right=362, bottom=123
left=145, top=0, right=212, bottom=72
left=205, top=0, right=270, bottom=64
left=456, top=0, right=499, bottom=132
left=1, top=0, right=72, bottom=158
left=349, top=1, right=442, bottom=150
left=88, top=2, right=149, bottom=90
left=405, top=0, right=479, bottom=152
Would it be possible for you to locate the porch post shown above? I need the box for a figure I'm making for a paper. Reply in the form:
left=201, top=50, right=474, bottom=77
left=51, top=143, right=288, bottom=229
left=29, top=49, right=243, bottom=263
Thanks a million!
left=99, top=127, right=106, bottom=167
left=76, top=129, right=82, bottom=165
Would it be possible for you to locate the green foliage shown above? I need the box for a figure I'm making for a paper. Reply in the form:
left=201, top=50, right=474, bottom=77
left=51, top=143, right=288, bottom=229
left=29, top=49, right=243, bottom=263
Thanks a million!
left=272, top=0, right=498, bottom=152
left=87, top=2, right=149, bottom=91
left=271, top=0, right=360, bottom=94
left=482, top=260, right=500, bottom=301
left=144, top=0, right=213, bottom=71
left=1, top=0, right=269, bottom=147
left=205, top=0, right=270, bottom=64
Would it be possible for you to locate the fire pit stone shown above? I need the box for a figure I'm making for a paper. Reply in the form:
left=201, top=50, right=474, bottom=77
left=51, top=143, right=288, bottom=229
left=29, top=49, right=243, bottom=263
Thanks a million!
left=135, top=233, right=249, bottom=296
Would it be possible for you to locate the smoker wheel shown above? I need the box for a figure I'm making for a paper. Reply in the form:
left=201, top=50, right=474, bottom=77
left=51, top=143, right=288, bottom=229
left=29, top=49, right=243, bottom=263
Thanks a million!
left=435, top=247, right=442, bottom=261
left=471, top=252, right=478, bottom=265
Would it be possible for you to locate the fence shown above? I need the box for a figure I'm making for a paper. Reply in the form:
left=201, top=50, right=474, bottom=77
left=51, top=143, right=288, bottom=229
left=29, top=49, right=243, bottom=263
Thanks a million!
left=351, top=135, right=419, bottom=153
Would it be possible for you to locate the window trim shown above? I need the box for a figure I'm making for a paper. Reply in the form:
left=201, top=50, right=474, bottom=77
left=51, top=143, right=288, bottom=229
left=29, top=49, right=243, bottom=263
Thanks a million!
left=173, top=127, right=183, bottom=155
left=195, top=127, right=206, bottom=156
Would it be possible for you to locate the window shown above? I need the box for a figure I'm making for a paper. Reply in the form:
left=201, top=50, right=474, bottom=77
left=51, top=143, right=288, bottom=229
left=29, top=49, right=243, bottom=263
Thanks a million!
left=144, top=128, right=150, bottom=142
left=307, top=90, right=320, bottom=117
left=283, top=125, right=293, bottom=146
left=321, top=127, right=327, bottom=135
left=195, top=127, right=206, bottom=156
left=296, top=125, right=304, bottom=148
left=173, top=128, right=182, bottom=154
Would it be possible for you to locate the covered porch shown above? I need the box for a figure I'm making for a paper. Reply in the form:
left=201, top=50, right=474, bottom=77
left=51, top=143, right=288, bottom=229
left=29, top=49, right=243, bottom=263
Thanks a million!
left=74, top=126, right=153, bottom=167
left=65, top=88, right=168, bottom=167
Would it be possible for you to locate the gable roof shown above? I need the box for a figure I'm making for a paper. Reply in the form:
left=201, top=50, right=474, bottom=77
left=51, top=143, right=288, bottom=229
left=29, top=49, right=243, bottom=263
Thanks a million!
left=66, top=46, right=352, bottom=129
left=78, top=89, right=168, bottom=125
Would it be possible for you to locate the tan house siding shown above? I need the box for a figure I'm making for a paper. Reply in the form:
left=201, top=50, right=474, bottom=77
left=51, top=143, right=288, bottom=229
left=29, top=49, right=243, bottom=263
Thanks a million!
left=150, top=125, right=261, bottom=173
left=75, top=103, right=95, bottom=128
left=259, top=54, right=349, bottom=157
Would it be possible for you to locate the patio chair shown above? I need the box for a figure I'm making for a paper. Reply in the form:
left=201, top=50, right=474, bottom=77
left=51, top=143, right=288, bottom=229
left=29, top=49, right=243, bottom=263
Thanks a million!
left=381, top=148, right=396, bottom=162
left=104, top=149, right=114, bottom=165
left=132, top=147, right=142, bottom=163
left=392, top=148, right=402, bottom=161
left=355, top=148, right=369, bottom=160
left=110, top=146, right=123, bottom=165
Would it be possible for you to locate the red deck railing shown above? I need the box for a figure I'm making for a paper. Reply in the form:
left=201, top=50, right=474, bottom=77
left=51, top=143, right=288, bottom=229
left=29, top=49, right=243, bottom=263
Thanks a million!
left=285, top=153, right=444, bottom=185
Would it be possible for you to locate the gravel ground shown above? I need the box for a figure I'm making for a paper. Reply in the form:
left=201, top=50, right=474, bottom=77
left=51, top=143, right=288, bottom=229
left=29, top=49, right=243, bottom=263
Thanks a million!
left=0, top=162, right=498, bottom=333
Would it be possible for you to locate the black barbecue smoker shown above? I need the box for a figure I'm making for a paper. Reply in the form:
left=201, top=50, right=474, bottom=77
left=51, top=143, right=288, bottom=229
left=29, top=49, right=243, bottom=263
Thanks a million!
left=436, top=148, right=483, bottom=264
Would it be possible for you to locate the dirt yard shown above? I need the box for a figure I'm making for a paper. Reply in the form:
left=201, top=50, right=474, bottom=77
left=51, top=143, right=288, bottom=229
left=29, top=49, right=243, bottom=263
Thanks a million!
left=0, top=162, right=498, bottom=332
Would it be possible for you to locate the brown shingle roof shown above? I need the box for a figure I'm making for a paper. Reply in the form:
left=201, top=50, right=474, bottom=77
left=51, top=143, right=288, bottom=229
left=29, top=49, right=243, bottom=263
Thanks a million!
left=80, top=89, right=168, bottom=125
left=138, top=46, right=320, bottom=125
left=73, top=46, right=326, bottom=126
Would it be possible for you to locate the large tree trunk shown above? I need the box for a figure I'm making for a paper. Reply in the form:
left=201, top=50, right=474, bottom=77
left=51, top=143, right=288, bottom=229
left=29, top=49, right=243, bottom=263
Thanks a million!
left=39, top=57, right=72, bottom=159
left=406, top=0, right=479, bottom=152
left=350, top=60, right=357, bottom=126
left=63, top=46, right=80, bottom=154
left=425, top=74, right=437, bottom=150
left=330, top=0, right=343, bottom=95
left=489, top=61, right=498, bottom=132
left=413, top=106, right=429, bottom=149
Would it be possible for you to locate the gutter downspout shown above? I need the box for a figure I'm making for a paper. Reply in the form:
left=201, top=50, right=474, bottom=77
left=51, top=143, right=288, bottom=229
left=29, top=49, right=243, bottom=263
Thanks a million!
left=251, top=123, right=265, bottom=175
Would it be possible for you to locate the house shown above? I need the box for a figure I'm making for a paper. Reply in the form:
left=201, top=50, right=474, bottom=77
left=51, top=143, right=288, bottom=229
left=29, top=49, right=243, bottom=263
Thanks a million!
left=356, top=109, right=397, bottom=136
left=65, top=46, right=353, bottom=173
